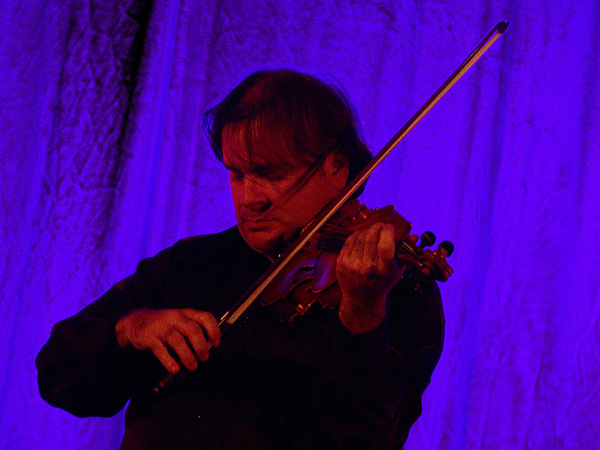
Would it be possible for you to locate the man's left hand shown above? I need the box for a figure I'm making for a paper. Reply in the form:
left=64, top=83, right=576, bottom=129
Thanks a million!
left=336, top=223, right=404, bottom=334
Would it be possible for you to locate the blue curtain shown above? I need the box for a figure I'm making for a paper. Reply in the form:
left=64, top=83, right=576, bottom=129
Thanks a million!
left=1, top=1, right=599, bottom=448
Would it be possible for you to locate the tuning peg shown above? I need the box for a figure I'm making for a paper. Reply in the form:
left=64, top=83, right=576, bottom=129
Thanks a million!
left=438, top=241, right=454, bottom=257
left=418, top=231, right=436, bottom=248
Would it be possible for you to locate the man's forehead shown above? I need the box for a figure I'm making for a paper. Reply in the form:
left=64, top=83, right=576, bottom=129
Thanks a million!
left=221, top=125, right=304, bottom=172
left=222, top=149, right=298, bottom=173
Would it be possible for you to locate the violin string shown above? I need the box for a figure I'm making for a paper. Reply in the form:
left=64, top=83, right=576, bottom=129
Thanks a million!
left=316, top=224, right=352, bottom=251
left=316, top=224, right=419, bottom=258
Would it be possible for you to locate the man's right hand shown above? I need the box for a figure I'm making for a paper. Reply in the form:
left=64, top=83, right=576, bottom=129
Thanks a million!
left=115, top=308, right=220, bottom=374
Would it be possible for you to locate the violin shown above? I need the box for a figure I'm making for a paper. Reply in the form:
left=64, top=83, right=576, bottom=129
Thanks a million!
left=260, top=199, right=454, bottom=322
left=153, top=21, right=508, bottom=392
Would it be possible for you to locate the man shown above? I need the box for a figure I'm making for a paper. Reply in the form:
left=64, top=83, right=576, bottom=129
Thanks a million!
left=37, top=69, right=444, bottom=449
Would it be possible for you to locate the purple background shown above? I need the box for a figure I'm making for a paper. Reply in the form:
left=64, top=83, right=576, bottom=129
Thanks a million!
left=1, top=1, right=599, bottom=449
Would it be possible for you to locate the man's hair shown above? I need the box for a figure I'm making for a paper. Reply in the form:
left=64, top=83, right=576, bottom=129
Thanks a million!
left=203, top=69, right=372, bottom=196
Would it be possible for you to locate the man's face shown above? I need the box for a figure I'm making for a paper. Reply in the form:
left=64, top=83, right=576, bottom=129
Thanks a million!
left=222, top=127, right=348, bottom=258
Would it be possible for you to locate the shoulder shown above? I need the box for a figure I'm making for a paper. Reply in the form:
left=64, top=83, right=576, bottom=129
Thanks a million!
left=164, top=226, right=245, bottom=263
left=171, top=226, right=245, bottom=256
left=130, top=227, right=248, bottom=284
left=148, top=226, right=268, bottom=283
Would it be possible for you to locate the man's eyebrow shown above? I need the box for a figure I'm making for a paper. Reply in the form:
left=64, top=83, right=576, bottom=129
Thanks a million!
left=223, top=162, right=278, bottom=174
left=223, top=163, right=241, bottom=172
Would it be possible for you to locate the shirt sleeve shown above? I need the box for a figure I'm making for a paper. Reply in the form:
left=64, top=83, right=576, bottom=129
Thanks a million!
left=35, top=245, right=177, bottom=418
left=313, top=279, right=444, bottom=449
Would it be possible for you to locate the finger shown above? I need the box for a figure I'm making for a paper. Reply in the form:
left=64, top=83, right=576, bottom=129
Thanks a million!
left=377, top=224, right=397, bottom=267
left=380, top=224, right=404, bottom=281
left=187, top=334, right=211, bottom=362
left=349, top=228, right=368, bottom=262
left=339, top=229, right=358, bottom=263
left=150, top=341, right=181, bottom=374
left=166, top=330, right=199, bottom=371
left=174, top=317, right=212, bottom=362
left=363, top=223, right=385, bottom=264
left=183, top=309, right=221, bottom=347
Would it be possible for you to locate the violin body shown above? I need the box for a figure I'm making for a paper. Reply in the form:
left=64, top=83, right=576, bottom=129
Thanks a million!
left=260, top=200, right=453, bottom=322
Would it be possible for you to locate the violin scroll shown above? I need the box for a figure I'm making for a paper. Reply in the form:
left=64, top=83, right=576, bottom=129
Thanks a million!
left=397, top=230, right=454, bottom=283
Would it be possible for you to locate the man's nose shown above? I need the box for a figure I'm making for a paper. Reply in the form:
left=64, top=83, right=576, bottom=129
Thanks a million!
left=241, top=177, right=268, bottom=210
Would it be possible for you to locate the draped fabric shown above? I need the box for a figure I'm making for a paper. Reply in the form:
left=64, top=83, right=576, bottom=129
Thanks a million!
left=1, top=0, right=599, bottom=448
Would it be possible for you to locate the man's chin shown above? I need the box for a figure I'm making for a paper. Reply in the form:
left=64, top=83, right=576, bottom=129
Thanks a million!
left=240, top=228, right=285, bottom=258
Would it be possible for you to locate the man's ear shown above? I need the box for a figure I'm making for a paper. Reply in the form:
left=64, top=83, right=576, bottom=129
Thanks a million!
left=324, top=151, right=349, bottom=191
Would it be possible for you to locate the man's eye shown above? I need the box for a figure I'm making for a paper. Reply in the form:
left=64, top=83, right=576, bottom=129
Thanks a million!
left=258, top=171, right=284, bottom=181
left=229, top=172, right=243, bottom=182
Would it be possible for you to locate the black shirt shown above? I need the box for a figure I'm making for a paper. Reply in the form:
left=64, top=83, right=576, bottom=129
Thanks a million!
left=37, top=226, right=444, bottom=449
